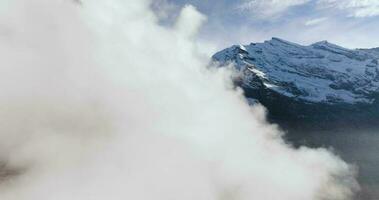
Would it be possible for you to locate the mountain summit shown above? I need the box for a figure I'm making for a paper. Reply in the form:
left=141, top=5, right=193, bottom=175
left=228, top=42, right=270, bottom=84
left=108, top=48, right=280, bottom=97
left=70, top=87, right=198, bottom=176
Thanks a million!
left=212, top=38, right=379, bottom=130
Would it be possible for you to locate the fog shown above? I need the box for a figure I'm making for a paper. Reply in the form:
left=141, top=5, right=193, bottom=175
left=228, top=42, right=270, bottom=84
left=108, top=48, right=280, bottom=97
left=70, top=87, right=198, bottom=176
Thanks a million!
left=287, top=129, right=379, bottom=200
left=0, top=0, right=358, bottom=199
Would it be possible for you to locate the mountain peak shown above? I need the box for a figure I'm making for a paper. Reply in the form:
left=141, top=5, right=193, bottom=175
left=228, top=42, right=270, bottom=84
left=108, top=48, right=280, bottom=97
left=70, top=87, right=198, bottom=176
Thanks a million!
left=312, top=40, right=329, bottom=45
left=265, top=37, right=301, bottom=47
left=310, top=40, right=349, bottom=50
left=270, top=37, right=290, bottom=43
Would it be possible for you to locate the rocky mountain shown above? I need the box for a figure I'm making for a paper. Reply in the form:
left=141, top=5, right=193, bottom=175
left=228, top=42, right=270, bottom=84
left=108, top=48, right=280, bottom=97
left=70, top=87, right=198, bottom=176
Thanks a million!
left=212, top=38, right=379, bottom=130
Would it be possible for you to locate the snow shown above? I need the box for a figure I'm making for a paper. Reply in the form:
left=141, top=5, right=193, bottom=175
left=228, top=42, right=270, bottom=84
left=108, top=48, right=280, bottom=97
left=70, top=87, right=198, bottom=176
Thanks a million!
left=212, top=38, right=379, bottom=104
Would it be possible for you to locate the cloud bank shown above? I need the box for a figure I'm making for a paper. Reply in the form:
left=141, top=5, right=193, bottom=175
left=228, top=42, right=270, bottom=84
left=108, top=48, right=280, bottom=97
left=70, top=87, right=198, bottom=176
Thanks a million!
left=0, top=0, right=359, bottom=200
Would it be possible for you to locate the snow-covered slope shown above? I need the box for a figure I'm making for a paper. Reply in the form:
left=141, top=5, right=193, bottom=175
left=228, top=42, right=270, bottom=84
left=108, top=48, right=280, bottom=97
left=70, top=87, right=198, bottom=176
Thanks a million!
left=213, top=38, right=379, bottom=105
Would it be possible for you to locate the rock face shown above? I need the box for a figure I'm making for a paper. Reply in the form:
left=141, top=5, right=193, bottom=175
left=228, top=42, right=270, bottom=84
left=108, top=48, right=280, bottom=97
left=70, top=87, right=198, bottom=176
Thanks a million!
left=212, top=38, right=379, bottom=130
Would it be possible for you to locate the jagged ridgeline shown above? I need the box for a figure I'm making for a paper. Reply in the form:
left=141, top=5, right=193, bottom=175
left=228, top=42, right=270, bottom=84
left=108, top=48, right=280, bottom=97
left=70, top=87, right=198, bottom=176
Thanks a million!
left=212, top=38, right=379, bottom=131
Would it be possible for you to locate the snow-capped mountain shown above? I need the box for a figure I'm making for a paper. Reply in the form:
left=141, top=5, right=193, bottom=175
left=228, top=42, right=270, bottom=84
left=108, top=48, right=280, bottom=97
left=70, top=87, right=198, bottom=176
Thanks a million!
left=213, top=37, right=379, bottom=105
left=212, top=38, right=379, bottom=130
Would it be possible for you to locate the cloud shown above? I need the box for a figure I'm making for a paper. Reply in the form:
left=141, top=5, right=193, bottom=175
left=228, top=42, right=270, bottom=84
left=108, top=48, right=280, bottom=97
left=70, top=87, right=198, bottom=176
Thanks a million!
left=0, top=0, right=359, bottom=200
left=305, top=17, right=328, bottom=26
left=199, top=0, right=379, bottom=50
left=151, top=0, right=178, bottom=22
left=318, top=0, right=379, bottom=17
left=238, top=0, right=379, bottom=19
left=239, top=0, right=311, bottom=18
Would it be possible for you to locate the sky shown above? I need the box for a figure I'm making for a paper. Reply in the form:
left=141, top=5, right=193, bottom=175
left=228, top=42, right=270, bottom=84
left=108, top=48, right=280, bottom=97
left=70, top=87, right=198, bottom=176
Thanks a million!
left=156, top=0, right=379, bottom=50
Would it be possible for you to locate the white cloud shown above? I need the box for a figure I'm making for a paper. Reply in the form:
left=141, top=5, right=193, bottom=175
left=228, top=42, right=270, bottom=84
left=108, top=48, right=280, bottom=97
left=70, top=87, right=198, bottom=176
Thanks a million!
left=0, top=0, right=358, bottom=200
left=151, top=0, right=178, bottom=21
left=305, top=17, right=328, bottom=26
left=239, top=0, right=311, bottom=18
left=318, top=0, right=379, bottom=17
left=238, top=0, right=379, bottom=19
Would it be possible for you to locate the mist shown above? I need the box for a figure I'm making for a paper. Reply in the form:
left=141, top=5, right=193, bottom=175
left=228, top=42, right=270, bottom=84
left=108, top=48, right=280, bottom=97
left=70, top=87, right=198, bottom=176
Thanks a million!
left=0, top=0, right=359, bottom=199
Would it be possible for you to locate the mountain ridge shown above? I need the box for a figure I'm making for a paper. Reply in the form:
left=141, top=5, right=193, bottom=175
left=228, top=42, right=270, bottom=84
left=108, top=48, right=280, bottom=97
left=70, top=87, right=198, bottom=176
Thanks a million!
left=212, top=38, right=379, bottom=130
left=213, top=37, right=379, bottom=105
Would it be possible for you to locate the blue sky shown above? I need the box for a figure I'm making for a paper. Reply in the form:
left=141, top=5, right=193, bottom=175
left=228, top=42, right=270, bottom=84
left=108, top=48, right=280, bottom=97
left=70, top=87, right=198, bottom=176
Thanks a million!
left=155, top=0, right=379, bottom=50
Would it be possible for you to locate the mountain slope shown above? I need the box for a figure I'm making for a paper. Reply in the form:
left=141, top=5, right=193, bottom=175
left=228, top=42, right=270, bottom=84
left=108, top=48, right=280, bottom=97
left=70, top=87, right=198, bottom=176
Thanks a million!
left=213, top=38, right=379, bottom=130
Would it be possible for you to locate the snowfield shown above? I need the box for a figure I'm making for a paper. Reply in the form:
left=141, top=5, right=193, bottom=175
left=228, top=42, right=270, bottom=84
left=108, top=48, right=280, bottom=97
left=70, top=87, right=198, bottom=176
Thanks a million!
left=213, top=38, right=379, bottom=105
